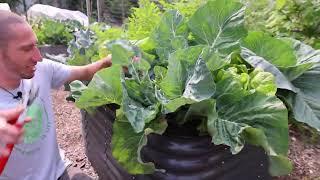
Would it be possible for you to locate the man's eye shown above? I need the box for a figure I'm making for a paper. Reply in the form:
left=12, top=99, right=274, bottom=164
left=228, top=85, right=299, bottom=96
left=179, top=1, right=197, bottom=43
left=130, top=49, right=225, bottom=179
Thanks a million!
left=22, top=46, right=33, bottom=52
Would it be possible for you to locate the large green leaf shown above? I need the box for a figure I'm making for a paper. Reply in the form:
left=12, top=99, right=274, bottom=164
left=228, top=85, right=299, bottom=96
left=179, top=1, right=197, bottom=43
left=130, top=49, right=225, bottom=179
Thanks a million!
left=106, top=40, right=141, bottom=66
left=152, top=10, right=189, bottom=62
left=125, top=78, right=157, bottom=107
left=217, top=94, right=289, bottom=156
left=155, top=90, right=195, bottom=113
left=202, top=48, right=231, bottom=72
left=207, top=92, right=290, bottom=176
left=241, top=47, right=298, bottom=92
left=133, top=37, right=156, bottom=54
left=283, top=64, right=320, bottom=131
left=282, top=38, right=320, bottom=64
left=214, top=68, right=250, bottom=106
left=108, top=40, right=151, bottom=82
left=183, top=57, right=216, bottom=100
left=242, top=35, right=320, bottom=131
left=158, top=46, right=216, bottom=112
left=242, top=31, right=297, bottom=67
left=278, top=63, right=314, bottom=81
left=122, top=77, right=160, bottom=133
left=241, top=32, right=315, bottom=82
left=281, top=40, right=320, bottom=130
left=279, top=38, right=317, bottom=81
left=188, top=0, right=247, bottom=55
left=69, top=80, right=88, bottom=100
left=160, top=46, right=205, bottom=98
left=112, top=112, right=167, bottom=174
left=75, top=65, right=122, bottom=109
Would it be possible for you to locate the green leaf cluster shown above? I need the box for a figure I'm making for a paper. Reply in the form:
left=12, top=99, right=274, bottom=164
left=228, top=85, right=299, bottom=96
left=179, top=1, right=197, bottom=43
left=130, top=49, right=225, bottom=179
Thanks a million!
left=243, top=0, right=320, bottom=49
left=66, top=0, right=320, bottom=178
left=67, top=0, right=320, bottom=177
left=31, top=19, right=79, bottom=46
left=67, top=23, right=124, bottom=66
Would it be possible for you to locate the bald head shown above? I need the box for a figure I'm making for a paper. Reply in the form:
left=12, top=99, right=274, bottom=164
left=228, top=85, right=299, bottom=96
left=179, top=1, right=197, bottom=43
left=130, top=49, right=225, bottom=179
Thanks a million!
left=0, top=10, right=26, bottom=48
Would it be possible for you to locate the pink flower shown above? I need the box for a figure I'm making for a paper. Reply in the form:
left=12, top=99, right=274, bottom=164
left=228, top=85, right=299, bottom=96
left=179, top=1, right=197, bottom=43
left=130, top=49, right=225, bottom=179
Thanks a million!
left=132, top=56, right=141, bottom=63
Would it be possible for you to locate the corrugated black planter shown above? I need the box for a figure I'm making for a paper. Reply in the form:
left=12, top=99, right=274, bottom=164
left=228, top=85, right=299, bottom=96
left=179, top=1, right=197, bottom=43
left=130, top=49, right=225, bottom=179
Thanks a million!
left=81, top=106, right=271, bottom=180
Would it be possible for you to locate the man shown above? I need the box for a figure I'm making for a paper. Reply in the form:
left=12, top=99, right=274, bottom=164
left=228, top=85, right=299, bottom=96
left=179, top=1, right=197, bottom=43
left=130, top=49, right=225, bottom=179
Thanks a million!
left=0, top=10, right=112, bottom=179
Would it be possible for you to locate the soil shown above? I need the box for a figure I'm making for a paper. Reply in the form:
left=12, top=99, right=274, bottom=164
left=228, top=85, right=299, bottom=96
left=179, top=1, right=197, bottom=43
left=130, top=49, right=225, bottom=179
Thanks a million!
left=52, top=89, right=98, bottom=179
left=52, top=89, right=320, bottom=180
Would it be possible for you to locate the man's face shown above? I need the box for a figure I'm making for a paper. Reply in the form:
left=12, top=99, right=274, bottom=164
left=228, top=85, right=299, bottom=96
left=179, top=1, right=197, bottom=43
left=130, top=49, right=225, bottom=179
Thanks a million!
left=1, top=23, right=42, bottom=79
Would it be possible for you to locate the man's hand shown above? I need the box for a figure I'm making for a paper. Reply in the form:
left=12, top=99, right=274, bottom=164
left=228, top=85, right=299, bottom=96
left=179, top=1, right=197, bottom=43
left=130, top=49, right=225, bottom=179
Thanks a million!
left=0, top=107, right=31, bottom=156
left=100, top=54, right=112, bottom=69
left=67, top=54, right=113, bottom=83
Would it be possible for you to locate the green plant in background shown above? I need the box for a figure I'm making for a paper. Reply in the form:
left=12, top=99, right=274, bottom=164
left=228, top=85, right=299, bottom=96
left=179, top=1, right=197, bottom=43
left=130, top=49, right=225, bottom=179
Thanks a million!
left=67, top=29, right=97, bottom=66
left=244, top=0, right=320, bottom=49
left=31, top=19, right=79, bottom=46
left=158, top=0, right=207, bottom=19
left=266, top=0, right=320, bottom=49
left=105, top=0, right=138, bottom=23
left=242, top=0, right=273, bottom=31
left=67, top=23, right=124, bottom=66
left=126, top=0, right=162, bottom=40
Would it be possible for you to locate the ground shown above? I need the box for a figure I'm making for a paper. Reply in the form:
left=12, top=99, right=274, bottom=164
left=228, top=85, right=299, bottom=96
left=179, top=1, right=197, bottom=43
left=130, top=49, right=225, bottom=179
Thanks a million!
left=52, top=89, right=98, bottom=179
left=52, top=89, right=320, bottom=180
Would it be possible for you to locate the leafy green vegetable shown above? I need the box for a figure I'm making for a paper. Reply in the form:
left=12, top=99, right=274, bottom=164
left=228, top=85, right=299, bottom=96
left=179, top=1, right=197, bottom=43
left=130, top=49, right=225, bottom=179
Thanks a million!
left=241, top=31, right=320, bottom=131
left=158, top=46, right=215, bottom=112
left=127, top=0, right=162, bottom=40
left=71, top=0, right=320, bottom=177
left=32, top=19, right=77, bottom=45
left=112, top=112, right=167, bottom=174
left=152, top=10, right=189, bottom=63
left=75, top=65, right=123, bottom=110
left=188, top=0, right=247, bottom=55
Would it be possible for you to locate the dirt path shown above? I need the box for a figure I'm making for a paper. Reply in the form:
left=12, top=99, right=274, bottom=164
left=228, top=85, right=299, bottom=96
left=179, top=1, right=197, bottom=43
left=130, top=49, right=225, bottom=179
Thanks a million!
left=52, top=89, right=320, bottom=180
left=52, top=89, right=98, bottom=179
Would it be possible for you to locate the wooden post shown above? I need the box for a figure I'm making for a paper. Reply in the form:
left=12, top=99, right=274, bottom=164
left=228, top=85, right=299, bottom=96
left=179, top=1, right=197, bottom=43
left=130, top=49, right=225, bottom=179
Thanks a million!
left=86, top=0, right=92, bottom=22
left=97, top=0, right=102, bottom=22
left=22, top=0, right=27, bottom=14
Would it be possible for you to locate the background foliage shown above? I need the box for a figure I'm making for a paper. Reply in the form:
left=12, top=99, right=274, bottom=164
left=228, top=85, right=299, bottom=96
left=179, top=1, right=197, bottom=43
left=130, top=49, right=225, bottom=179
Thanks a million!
left=244, top=0, right=320, bottom=49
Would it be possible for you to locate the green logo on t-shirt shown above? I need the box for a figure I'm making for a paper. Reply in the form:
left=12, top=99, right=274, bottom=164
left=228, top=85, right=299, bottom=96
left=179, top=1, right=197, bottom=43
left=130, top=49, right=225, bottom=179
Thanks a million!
left=24, top=103, right=43, bottom=144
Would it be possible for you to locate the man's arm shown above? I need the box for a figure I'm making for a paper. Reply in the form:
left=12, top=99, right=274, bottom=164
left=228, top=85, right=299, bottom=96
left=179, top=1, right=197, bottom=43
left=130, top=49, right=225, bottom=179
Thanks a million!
left=65, top=55, right=112, bottom=83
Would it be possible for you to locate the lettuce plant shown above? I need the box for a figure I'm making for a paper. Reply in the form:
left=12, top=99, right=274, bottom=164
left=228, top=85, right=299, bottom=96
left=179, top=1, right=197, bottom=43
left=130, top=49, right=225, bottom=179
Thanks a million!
left=31, top=19, right=78, bottom=46
left=71, top=0, right=320, bottom=177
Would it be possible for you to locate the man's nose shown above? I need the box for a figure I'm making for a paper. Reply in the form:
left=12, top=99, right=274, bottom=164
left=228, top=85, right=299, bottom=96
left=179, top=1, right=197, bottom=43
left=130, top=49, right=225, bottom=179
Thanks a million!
left=32, top=47, right=43, bottom=62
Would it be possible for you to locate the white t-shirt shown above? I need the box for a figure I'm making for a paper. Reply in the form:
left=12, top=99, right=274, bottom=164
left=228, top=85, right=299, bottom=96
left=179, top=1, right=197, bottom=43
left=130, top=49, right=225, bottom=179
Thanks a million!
left=0, top=59, right=71, bottom=180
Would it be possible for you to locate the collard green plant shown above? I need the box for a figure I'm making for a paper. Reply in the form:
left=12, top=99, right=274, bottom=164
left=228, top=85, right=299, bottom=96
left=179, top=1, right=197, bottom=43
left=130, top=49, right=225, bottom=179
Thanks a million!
left=69, top=0, right=320, bottom=177
left=67, top=23, right=124, bottom=66
left=240, top=32, right=320, bottom=131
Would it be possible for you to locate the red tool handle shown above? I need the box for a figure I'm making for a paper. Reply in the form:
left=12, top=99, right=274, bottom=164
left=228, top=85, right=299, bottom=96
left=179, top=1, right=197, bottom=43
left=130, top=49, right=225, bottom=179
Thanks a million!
left=0, top=118, right=23, bottom=174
